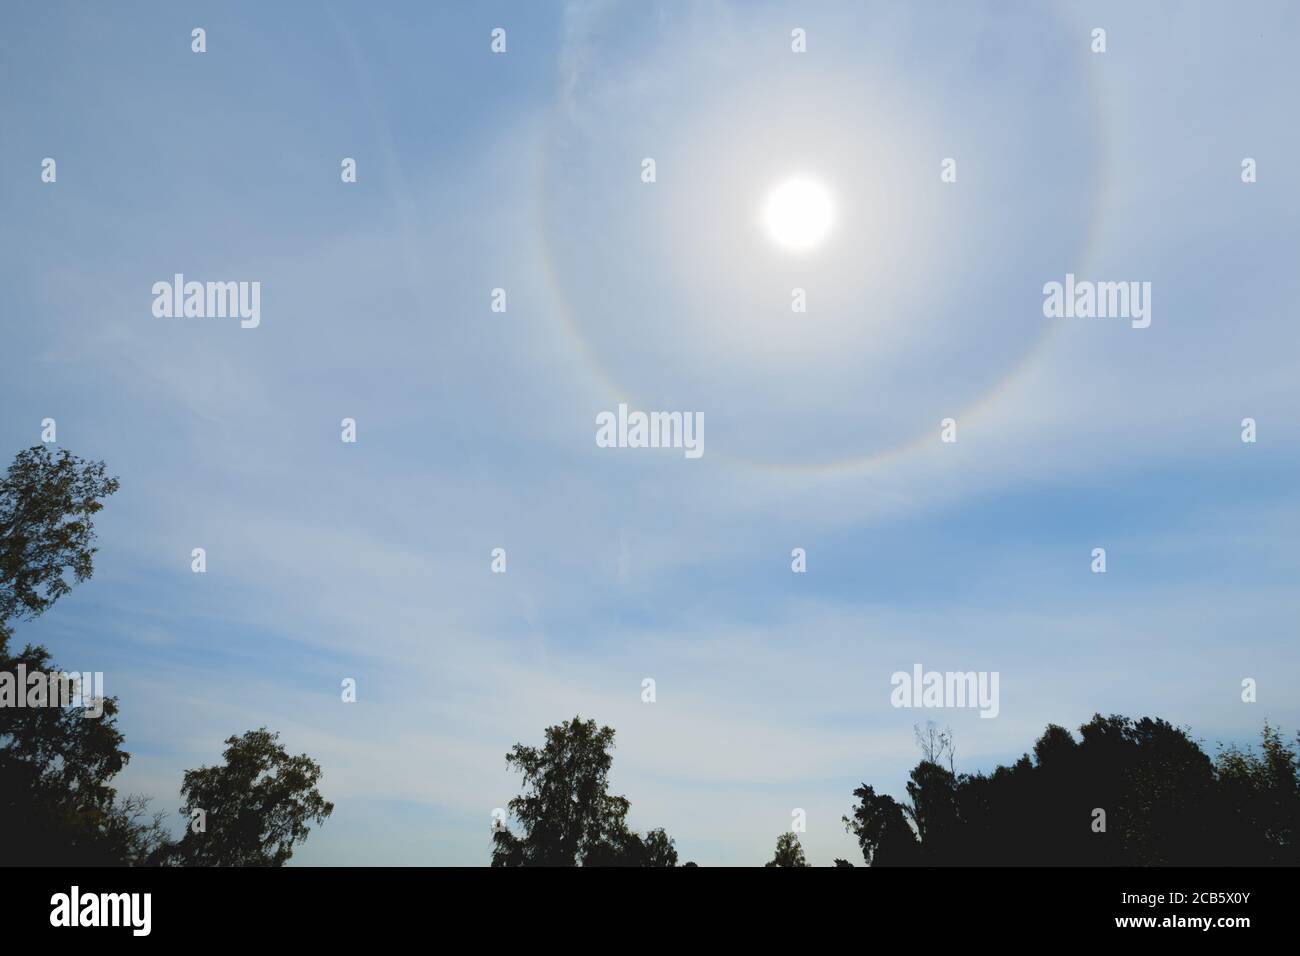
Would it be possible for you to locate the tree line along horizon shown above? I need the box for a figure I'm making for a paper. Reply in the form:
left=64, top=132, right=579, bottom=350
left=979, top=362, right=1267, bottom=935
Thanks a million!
left=1, top=445, right=1295, bottom=866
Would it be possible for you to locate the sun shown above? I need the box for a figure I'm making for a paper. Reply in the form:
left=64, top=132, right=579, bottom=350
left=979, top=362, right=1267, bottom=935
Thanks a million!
left=762, top=178, right=835, bottom=252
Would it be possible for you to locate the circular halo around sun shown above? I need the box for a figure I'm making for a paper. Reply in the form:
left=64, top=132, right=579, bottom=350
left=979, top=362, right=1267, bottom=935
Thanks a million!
left=762, top=178, right=835, bottom=251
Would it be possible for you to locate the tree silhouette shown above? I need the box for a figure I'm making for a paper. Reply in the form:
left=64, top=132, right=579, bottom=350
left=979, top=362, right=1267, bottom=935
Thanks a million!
left=845, top=714, right=1300, bottom=865
left=843, top=784, right=920, bottom=865
left=764, top=832, right=809, bottom=867
left=6, top=441, right=1297, bottom=869
left=1, top=446, right=332, bottom=866
left=1, top=446, right=118, bottom=624
left=915, top=720, right=955, bottom=773
left=635, top=826, right=680, bottom=867
left=1214, top=723, right=1300, bottom=864
left=161, top=728, right=334, bottom=866
left=491, top=715, right=678, bottom=866
left=0, top=633, right=167, bottom=864
left=0, top=446, right=147, bottom=863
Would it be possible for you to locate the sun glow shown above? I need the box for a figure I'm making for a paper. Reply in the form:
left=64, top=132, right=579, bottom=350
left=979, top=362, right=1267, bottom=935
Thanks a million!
left=762, top=178, right=835, bottom=251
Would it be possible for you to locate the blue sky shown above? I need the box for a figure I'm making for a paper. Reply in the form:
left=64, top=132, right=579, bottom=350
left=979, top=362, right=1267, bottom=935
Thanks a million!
left=2, top=0, right=1299, bottom=865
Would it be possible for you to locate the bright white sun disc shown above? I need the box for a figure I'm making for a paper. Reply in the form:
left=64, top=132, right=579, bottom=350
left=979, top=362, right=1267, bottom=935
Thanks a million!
left=763, top=178, right=834, bottom=251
